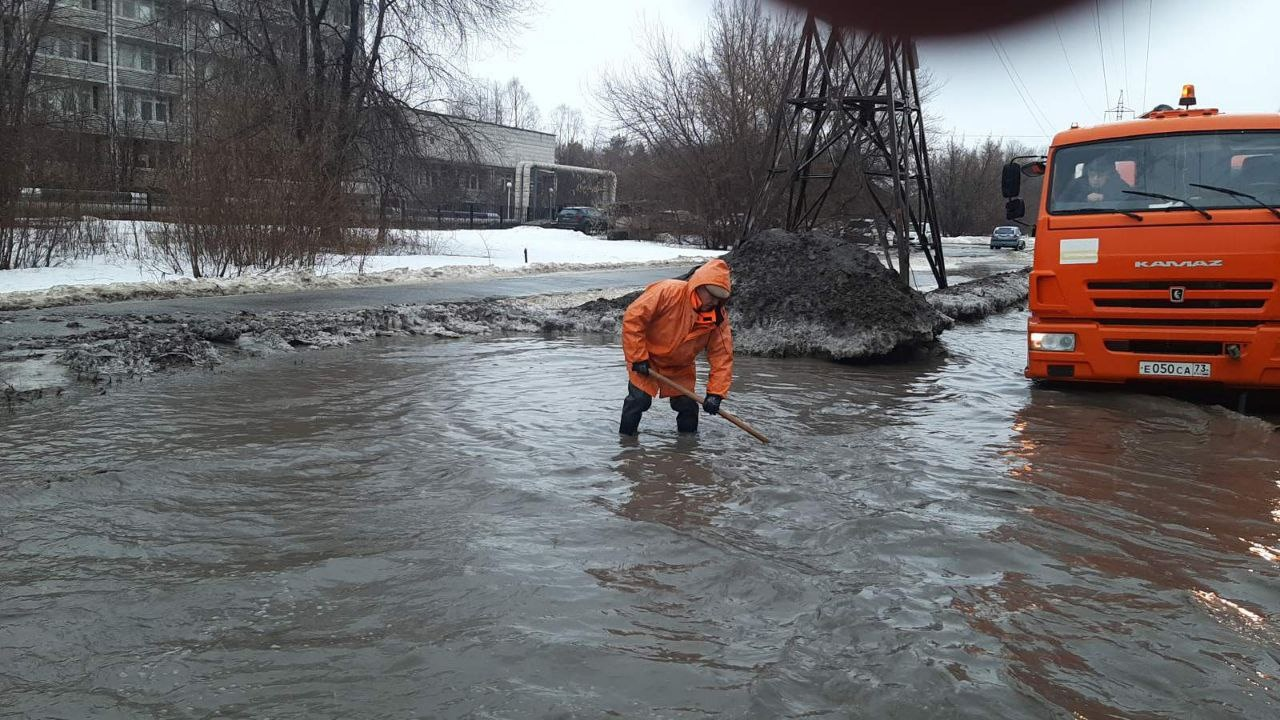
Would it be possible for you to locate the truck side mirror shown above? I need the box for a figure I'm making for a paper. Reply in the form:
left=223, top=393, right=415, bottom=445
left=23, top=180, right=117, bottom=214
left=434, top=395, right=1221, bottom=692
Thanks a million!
left=1005, top=198, right=1026, bottom=220
left=1022, top=161, right=1046, bottom=178
left=1001, top=162, right=1022, bottom=198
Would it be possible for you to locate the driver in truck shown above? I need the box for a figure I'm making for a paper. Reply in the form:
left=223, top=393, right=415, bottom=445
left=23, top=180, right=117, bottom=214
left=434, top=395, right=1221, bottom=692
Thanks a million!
left=1073, top=156, right=1131, bottom=204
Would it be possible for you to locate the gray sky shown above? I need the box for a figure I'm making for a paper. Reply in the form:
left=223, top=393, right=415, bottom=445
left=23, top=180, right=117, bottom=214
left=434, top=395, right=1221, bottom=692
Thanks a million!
left=466, top=0, right=1280, bottom=146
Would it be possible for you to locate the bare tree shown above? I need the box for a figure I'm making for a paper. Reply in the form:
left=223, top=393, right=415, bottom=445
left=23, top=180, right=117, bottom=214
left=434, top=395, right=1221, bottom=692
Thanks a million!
left=502, top=76, right=539, bottom=129
left=0, top=0, right=111, bottom=269
left=446, top=78, right=506, bottom=124
left=550, top=103, right=584, bottom=147
left=933, top=137, right=1042, bottom=236
left=151, top=0, right=526, bottom=273
left=598, top=0, right=799, bottom=247
left=192, top=0, right=521, bottom=174
left=447, top=75, right=540, bottom=129
left=0, top=0, right=57, bottom=199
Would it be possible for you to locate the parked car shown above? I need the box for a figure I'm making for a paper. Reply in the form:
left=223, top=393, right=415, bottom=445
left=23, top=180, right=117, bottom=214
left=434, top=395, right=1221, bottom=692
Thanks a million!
left=555, top=206, right=608, bottom=234
left=990, top=225, right=1026, bottom=250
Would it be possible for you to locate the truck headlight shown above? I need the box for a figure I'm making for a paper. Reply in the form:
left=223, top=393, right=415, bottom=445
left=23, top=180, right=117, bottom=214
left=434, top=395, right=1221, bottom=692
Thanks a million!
left=1029, top=332, right=1076, bottom=352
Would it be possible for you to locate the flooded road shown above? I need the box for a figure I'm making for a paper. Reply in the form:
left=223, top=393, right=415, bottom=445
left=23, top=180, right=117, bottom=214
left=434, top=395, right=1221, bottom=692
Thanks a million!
left=3, top=310, right=1278, bottom=718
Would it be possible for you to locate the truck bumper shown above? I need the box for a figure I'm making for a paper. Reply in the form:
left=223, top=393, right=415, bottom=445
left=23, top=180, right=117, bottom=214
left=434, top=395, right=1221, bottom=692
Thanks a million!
left=1024, top=317, right=1280, bottom=389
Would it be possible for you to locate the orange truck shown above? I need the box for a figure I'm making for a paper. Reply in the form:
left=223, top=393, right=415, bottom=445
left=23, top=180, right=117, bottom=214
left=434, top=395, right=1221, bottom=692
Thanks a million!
left=1002, top=86, right=1280, bottom=398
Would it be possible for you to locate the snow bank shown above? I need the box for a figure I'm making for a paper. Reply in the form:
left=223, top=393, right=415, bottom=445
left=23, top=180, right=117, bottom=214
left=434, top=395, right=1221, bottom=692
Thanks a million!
left=725, top=229, right=951, bottom=360
left=0, top=225, right=721, bottom=311
left=926, top=268, right=1031, bottom=322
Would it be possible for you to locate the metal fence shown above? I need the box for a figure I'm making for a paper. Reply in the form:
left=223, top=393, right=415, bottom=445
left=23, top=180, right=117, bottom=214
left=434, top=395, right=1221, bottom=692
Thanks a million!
left=11, top=189, right=588, bottom=231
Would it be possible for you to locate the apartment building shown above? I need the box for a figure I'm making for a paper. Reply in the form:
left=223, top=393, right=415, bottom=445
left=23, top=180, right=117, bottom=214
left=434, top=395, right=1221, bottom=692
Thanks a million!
left=26, top=0, right=190, bottom=184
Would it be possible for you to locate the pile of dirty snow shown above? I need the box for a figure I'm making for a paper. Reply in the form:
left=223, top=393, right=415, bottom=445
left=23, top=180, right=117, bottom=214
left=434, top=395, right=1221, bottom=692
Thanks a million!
left=724, top=229, right=951, bottom=360
left=926, top=267, right=1031, bottom=322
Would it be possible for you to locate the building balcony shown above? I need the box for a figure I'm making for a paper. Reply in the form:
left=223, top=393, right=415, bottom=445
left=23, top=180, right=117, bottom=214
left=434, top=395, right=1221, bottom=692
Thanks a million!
left=35, top=112, right=185, bottom=141
left=45, top=112, right=112, bottom=135
left=114, top=16, right=186, bottom=47
left=115, top=118, right=187, bottom=142
left=115, top=66, right=182, bottom=94
left=50, top=7, right=109, bottom=32
left=33, top=56, right=110, bottom=84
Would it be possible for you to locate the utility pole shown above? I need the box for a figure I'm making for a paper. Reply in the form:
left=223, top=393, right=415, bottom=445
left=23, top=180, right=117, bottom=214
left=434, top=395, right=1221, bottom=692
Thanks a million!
left=745, top=15, right=947, bottom=288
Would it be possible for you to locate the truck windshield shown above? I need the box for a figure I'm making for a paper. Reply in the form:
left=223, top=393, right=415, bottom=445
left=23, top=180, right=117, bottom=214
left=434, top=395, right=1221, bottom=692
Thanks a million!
left=1048, top=131, right=1280, bottom=215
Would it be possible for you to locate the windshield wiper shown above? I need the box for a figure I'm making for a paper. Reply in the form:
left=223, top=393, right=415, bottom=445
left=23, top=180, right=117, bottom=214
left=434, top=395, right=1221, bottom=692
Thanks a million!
left=1189, top=182, right=1280, bottom=220
left=1059, top=207, right=1145, bottom=221
left=1122, top=189, right=1213, bottom=220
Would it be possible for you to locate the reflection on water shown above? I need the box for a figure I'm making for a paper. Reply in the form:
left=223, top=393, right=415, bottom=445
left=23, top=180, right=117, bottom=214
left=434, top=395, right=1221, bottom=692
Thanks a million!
left=2, top=315, right=1278, bottom=718
left=609, top=436, right=734, bottom=529
left=968, top=389, right=1280, bottom=717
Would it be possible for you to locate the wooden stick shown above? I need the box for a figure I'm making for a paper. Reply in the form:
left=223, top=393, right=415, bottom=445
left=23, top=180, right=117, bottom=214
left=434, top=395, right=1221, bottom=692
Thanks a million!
left=647, top=369, right=770, bottom=444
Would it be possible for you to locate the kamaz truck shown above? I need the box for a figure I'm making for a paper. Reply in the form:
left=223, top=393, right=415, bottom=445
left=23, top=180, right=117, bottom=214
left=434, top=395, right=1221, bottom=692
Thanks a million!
left=1002, top=86, right=1280, bottom=399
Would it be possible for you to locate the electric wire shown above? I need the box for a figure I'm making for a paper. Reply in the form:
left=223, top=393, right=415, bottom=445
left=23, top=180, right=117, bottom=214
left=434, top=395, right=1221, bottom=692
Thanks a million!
left=1142, top=0, right=1152, bottom=110
left=998, top=36, right=1057, bottom=132
left=988, top=34, right=1054, bottom=137
left=1053, top=12, right=1099, bottom=117
left=987, top=37, right=1049, bottom=137
left=1121, top=0, right=1130, bottom=106
left=1093, top=0, right=1110, bottom=115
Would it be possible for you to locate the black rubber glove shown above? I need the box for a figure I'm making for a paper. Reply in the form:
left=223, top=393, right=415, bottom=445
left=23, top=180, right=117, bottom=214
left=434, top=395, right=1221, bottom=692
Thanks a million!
left=631, top=360, right=650, bottom=376
left=702, top=394, right=722, bottom=415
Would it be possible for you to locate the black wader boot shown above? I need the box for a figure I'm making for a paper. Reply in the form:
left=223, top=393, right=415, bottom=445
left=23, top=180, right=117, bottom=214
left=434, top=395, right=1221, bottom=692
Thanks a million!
left=671, top=395, right=699, bottom=433
left=619, top=383, right=652, bottom=435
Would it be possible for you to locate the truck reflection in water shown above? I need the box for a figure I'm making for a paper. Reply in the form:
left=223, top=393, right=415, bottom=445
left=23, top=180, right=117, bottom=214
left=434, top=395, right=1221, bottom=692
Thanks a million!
left=952, top=389, right=1280, bottom=717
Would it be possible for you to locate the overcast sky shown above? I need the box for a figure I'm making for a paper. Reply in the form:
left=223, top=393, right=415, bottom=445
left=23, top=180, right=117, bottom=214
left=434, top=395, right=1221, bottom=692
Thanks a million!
left=465, top=0, right=1280, bottom=146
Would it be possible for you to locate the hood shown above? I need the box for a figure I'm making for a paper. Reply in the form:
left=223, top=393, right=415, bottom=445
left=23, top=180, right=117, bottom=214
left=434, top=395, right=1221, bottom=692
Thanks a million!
left=687, top=258, right=731, bottom=296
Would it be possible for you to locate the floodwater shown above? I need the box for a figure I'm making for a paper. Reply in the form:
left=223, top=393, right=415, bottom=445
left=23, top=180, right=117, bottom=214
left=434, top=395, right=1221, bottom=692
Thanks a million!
left=2, top=312, right=1278, bottom=719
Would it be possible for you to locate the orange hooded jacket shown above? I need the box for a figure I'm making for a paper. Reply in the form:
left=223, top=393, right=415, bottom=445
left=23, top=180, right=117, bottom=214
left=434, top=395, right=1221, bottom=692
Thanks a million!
left=622, top=258, right=733, bottom=398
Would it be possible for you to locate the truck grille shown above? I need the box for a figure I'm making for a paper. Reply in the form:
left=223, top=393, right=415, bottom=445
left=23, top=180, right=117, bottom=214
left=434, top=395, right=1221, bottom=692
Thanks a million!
left=1094, top=298, right=1266, bottom=309
left=1096, top=318, right=1260, bottom=327
left=1087, top=280, right=1274, bottom=291
left=1088, top=279, right=1273, bottom=312
left=1104, top=339, right=1224, bottom=356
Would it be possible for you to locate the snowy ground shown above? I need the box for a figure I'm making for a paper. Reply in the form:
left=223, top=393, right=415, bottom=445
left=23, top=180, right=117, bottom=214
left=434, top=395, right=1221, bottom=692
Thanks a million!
left=0, top=222, right=1033, bottom=311
left=0, top=224, right=722, bottom=310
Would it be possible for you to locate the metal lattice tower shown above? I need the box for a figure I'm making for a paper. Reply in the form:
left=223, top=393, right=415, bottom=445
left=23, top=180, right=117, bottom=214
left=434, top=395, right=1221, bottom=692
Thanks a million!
left=747, top=15, right=947, bottom=288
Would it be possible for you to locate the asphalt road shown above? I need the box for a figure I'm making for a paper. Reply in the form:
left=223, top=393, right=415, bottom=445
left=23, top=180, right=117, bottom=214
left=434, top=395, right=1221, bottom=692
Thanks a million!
left=0, top=266, right=685, bottom=341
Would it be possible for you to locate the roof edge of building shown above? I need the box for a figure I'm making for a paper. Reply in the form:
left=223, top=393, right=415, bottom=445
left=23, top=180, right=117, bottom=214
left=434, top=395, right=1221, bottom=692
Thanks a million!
left=414, top=109, right=557, bottom=139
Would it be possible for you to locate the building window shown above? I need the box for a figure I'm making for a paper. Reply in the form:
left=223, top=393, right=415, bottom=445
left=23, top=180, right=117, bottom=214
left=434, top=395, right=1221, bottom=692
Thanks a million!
left=118, top=92, right=172, bottom=123
left=38, top=33, right=101, bottom=63
left=115, top=0, right=155, bottom=22
left=42, top=84, right=101, bottom=114
left=80, top=0, right=101, bottom=10
left=467, top=174, right=479, bottom=191
left=118, top=42, right=176, bottom=74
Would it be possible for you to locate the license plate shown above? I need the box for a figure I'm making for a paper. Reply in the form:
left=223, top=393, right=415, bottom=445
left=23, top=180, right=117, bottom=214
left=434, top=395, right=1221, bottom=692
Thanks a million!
left=1138, top=361, right=1211, bottom=378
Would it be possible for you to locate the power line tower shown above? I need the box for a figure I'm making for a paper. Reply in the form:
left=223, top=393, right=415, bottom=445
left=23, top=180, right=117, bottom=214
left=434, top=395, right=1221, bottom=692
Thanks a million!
left=746, top=15, right=947, bottom=288
left=1104, top=90, right=1136, bottom=122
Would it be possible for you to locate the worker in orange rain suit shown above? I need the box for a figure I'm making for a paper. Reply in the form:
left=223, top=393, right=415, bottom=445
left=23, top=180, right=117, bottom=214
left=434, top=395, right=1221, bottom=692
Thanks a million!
left=620, top=258, right=734, bottom=436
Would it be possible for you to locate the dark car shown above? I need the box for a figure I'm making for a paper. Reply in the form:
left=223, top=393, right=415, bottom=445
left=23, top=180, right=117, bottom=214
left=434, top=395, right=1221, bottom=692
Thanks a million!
left=554, top=206, right=608, bottom=234
left=990, top=225, right=1026, bottom=250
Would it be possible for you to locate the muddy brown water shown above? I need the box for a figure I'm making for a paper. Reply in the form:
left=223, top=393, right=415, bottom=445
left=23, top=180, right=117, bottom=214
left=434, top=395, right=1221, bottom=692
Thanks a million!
left=2, top=311, right=1278, bottom=719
